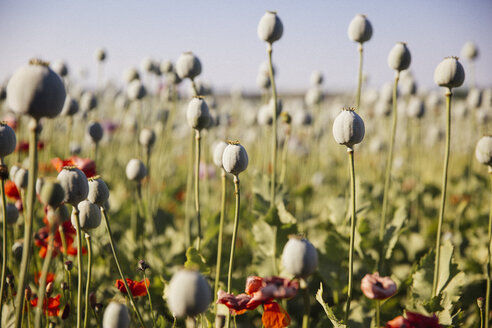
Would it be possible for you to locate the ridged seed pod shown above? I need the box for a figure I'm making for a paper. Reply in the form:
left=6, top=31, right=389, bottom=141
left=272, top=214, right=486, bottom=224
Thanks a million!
left=94, top=48, right=107, bottom=62
left=57, top=167, right=89, bottom=206
left=388, top=42, right=411, bottom=72
left=5, top=203, right=19, bottom=225
left=212, top=141, right=228, bottom=168
left=433, top=57, right=465, bottom=89
left=0, top=122, right=16, bottom=158
left=348, top=14, right=373, bottom=43
left=475, top=136, right=492, bottom=166
left=127, top=80, right=146, bottom=101
left=7, top=59, right=66, bottom=120
left=332, top=108, right=365, bottom=147
left=60, top=96, right=79, bottom=116
left=141, top=57, right=156, bottom=73
left=160, top=60, right=173, bottom=74
left=187, top=97, right=211, bottom=131
left=123, top=67, right=140, bottom=84
left=87, top=121, right=104, bottom=144
left=310, top=70, right=323, bottom=86
left=102, top=302, right=130, bottom=328
left=40, top=180, right=66, bottom=208
left=167, top=270, right=211, bottom=318
left=51, top=60, right=68, bottom=77
left=125, top=159, right=147, bottom=181
left=461, top=41, right=479, bottom=61
left=14, top=168, right=28, bottom=190
left=72, top=200, right=101, bottom=231
left=281, top=235, right=318, bottom=278
left=256, top=73, right=271, bottom=90
left=222, top=142, right=248, bottom=176
left=406, top=97, right=425, bottom=119
left=176, top=52, right=202, bottom=80
left=257, top=11, right=284, bottom=44
left=80, top=92, right=98, bottom=113
left=88, top=176, right=109, bottom=206
left=139, top=128, right=156, bottom=148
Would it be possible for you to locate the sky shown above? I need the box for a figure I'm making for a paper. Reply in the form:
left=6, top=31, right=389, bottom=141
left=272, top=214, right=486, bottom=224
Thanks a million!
left=0, top=0, right=491, bottom=94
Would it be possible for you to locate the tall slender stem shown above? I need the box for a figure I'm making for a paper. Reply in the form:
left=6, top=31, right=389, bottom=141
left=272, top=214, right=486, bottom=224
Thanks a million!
left=345, top=148, right=356, bottom=323
left=485, top=170, right=492, bottom=328
left=214, top=169, right=227, bottom=314
left=143, top=271, right=157, bottom=327
left=432, top=90, right=452, bottom=297
left=226, top=176, right=240, bottom=328
left=302, top=282, right=310, bottom=328
left=184, top=132, right=194, bottom=247
left=0, top=165, right=8, bottom=318
left=84, top=233, right=92, bottom=328
left=356, top=44, right=364, bottom=109
left=14, top=119, right=39, bottom=328
left=267, top=43, right=278, bottom=208
left=194, top=130, right=202, bottom=251
left=279, top=124, right=291, bottom=185
left=100, top=207, right=146, bottom=327
left=73, top=209, right=83, bottom=328
left=376, top=300, right=381, bottom=328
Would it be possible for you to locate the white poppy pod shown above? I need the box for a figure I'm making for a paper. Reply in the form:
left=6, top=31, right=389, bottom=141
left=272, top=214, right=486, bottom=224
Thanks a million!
left=123, top=67, right=140, bottom=83
left=388, top=42, right=411, bottom=72
left=88, top=176, right=109, bottom=206
left=36, top=177, right=45, bottom=197
left=0, top=123, right=16, bottom=158
left=176, top=52, right=202, bottom=80
left=400, top=74, right=417, bottom=96
left=102, top=302, right=130, bottom=328
left=476, top=107, right=490, bottom=125
left=160, top=60, right=173, bottom=74
left=9, top=164, right=21, bottom=181
left=374, top=100, right=392, bottom=117
left=212, top=141, right=228, bottom=168
left=258, top=104, right=273, bottom=126
left=259, top=61, right=275, bottom=77
left=461, top=41, right=479, bottom=61
left=7, top=60, right=66, bottom=120
left=167, top=270, right=211, bottom=318
left=86, top=121, right=104, bottom=144
left=332, top=108, right=365, bottom=147
left=281, top=236, right=318, bottom=278
left=125, top=159, right=147, bottom=181
left=94, top=48, right=107, bottom=62
left=60, top=96, right=79, bottom=116
left=305, top=87, right=324, bottom=107
left=80, top=92, right=97, bottom=113
left=127, top=80, right=146, bottom=101
left=310, top=71, right=324, bottom=86
left=51, top=60, right=68, bottom=77
left=12, top=241, right=23, bottom=261
left=40, top=180, right=65, bottom=208
left=72, top=200, right=101, bottom=231
left=187, top=97, right=211, bottom=131
left=406, top=97, right=425, bottom=119
left=475, top=136, right=492, bottom=166
left=348, top=14, right=373, bottom=43
left=433, top=57, right=465, bottom=89
left=167, top=72, right=182, bottom=85
left=379, top=82, right=395, bottom=104
left=256, top=73, right=271, bottom=90
left=293, top=110, right=312, bottom=127
left=141, top=57, right=156, bottom=73
left=57, top=167, right=89, bottom=206
left=5, top=203, right=19, bottom=225
left=466, top=88, right=482, bottom=109
left=139, top=128, right=156, bottom=148
left=14, top=168, right=28, bottom=190
left=257, top=11, right=284, bottom=44
left=268, top=97, right=282, bottom=116
left=222, top=142, right=248, bottom=176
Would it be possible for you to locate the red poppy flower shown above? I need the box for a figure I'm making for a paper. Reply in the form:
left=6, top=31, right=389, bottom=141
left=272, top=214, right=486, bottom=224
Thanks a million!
left=386, top=311, right=441, bottom=328
left=51, top=156, right=96, bottom=178
left=361, top=272, right=397, bottom=300
left=34, top=218, right=86, bottom=259
left=115, top=278, right=149, bottom=298
left=5, top=180, right=20, bottom=201
left=34, top=272, right=55, bottom=285
left=30, top=294, right=61, bottom=316
left=15, top=140, right=45, bottom=153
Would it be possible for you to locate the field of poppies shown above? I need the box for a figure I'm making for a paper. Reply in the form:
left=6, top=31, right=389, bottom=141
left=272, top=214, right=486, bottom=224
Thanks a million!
left=0, top=10, right=491, bottom=328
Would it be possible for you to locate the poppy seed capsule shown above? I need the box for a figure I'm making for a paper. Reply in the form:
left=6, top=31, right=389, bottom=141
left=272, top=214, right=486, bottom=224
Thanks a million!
left=94, top=48, right=106, bottom=62
left=222, top=142, right=248, bottom=176
left=9, top=164, right=21, bottom=181
left=461, top=41, right=479, bottom=61
left=348, top=14, right=373, bottom=43
left=257, top=11, right=284, bottom=44
left=80, top=92, right=97, bottom=113
left=160, top=60, right=173, bottom=74
left=167, top=269, right=211, bottom=318
left=60, top=96, right=79, bottom=116
left=125, top=159, right=147, bottom=181
left=282, top=236, right=318, bottom=278
left=87, top=121, right=104, bottom=144
left=123, top=67, right=140, bottom=83
left=102, top=302, right=130, bottom=328
left=57, top=167, right=89, bottom=206
left=7, top=60, right=66, bottom=120
left=388, top=42, right=411, bottom=72
left=127, top=79, right=146, bottom=101
left=139, top=128, right=156, bottom=148
left=176, top=52, right=202, bottom=80
left=72, top=200, right=101, bottom=231
left=187, top=97, right=211, bottom=131
left=0, top=123, right=16, bottom=158
left=51, top=60, right=68, bottom=77
left=310, top=70, right=324, bottom=86
left=40, top=180, right=66, bottom=208
left=212, top=141, right=228, bottom=168
left=5, top=203, right=19, bottom=225
left=14, top=168, right=28, bottom=190
left=332, top=108, right=365, bottom=147
left=433, top=57, right=465, bottom=89
left=88, top=176, right=109, bottom=206
left=475, top=136, right=492, bottom=167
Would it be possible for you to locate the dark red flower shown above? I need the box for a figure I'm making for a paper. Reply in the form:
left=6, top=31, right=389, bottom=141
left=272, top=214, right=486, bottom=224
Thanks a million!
left=30, top=294, right=61, bottom=316
left=15, top=140, right=45, bottom=153
left=386, top=311, right=441, bottom=328
left=115, top=278, right=149, bottom=298
left=51, top=156, right=96, bottom=178
left=5, top=180, right=20, bottom=201
left=34, top=218, right=86, bottom=259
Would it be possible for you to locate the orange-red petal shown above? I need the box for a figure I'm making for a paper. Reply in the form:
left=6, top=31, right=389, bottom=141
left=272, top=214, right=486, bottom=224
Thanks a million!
left=262, top=302, right=291, bottom=328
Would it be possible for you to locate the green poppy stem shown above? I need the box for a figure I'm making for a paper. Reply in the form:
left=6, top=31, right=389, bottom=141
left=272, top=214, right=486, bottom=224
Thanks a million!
left=485, top=169, right=492, bottom=328
left=194, top=130, right=202, bottom=251
left=143, top=271, right=157, bottom=327
left=345, top=147, right=356, bottom=324
left=267, top=43, right=278, bottom=208
left=0, top=163, right=8, bottom=319
left=72, top=209, right=83, bottom=328
left=302, top=281, right=310, bottom=328
left=214, top=168, right=227, bottom=314
left=83, top=233, right=93, bottom=328
left=356, top=44, right=364, bottom=109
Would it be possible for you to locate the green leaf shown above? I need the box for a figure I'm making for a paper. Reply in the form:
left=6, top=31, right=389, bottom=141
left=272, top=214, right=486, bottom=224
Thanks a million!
left=276, top=200, right=297, bottom=224
left=184, top=247, right=210, bottom=275
left=264, top=206, right=281, bottom=226
left=252, top=220, right=276, bottom=276
left=383, top=205, right=407, bottom=260
left=411, top=249, right=434, bottom=302
left=156, top=315, right=170, bottom=328
left=316, top=283, right=347, bottom=328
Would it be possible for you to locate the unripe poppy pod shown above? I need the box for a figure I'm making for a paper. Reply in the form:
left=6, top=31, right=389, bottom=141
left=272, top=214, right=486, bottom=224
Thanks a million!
left=0, top=122, right=16, bottom=158
left=388, top=42, right=411, bottom=72
left=475, top=136, right=492, bottom=166
left=57, top=166, right=89, bottom=206
left=257, top=11, right=284, bottom=44
left=433, top=57, right=465, bottom=89
left=212, top=141, right=228, bottom=168
left=9, top=164, right=21, bottom=181
left=125, top=159, right=147, bottom=181
left=123, top=67, right=140, bottom=84
left=80, top=92, right=98, bottom=113
left=94, top=48, right=107, bottom=62
left=406, top=97, right=425, bottom=119
left=5, top=203, right=19, bottom=225
left=305, top=87, right=324, bottom=107
left=141, top=57, right=156, bottom=73
left=40, top=180, right=65, bottom=208
left=348, top=14, right=373, bottom=43
left=127, top=80, right=146, bottom=101
left=14, top=168, right=28, bottom=190
left=72, top=200, right=101, bottom=231
left=139, top=128, right=156, bottom=148
left=167, top=269, right=211, bottom=318
left=88, top=176, right=109, bottom=206
left=256, top=73, right=271, bottom=90
left=332, top=108, right=365, bottom=147
left=86, top=121, right=104, bottom=144
left=7, top=59, right=66, bottom=120
left=102, top=302, right=130, bottom=328
left=466, top=89, right=482, bottom=109
left=187, top=97, right=211, bottom=131
left=310, top=70, right=324, bottom=86
left=160, top=60, right=173, bottom=74
left=60, top=96, right=79, bottom=116
left=176, top=52, right=202, bottom=80
left=51, top=60, right=68, bottom=77
left=222, top=142, right=248, bottom=176
left=281, top=235, right=318, bottom=278
left=461, top=41, right=479, bottom=61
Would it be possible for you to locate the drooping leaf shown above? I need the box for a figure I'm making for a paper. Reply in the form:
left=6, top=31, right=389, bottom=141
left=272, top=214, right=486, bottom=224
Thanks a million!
left=276, top=200, right=297, bottom=224
left=184, top=246, right=210, bottom=275
left=316, top=283, right=347, bottom=328
left=383, top=205, right=408, bottom=260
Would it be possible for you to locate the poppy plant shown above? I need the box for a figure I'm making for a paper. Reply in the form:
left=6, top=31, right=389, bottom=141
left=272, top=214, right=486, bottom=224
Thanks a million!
left=115, top=278, right=149, bottom=298
left=51, top=156, right=96, bottom=178
left=361, top=272, right=397, bottom=300
left=34, top=272, right=55, bottom=285
left=386, top=311, right=441, bottom=328
left=34, top=218, right=85, bottom=258
left=5, top=180, right=20, bottom=201
left=30, top=294, right=61, bottom=316
left=217, top=276, right=299, bottom=328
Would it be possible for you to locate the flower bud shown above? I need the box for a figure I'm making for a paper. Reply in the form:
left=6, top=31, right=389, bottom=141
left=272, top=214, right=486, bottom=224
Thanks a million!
left=72, top=200, right=101, bottom=231
left=102, top=301, right=130, bottom=328
left=53, top=204, right=70, bottom=223
left=125, top=159, right=147, bottom=181
left=348, top=14, right=372, bottom=43
left=475, top=136, right=492, bottom=167
left=88, top=176, right=109, bottom=206
left=167, top=269, right=211, bottom=318
left=80, top=92, right=97, bottom=113
left=461, top=41, right=479, bottom=61
left=176, top=52, right=202, bottom=80
left=87, top=121, right=104, bottom=144
left=89, top=292, right=97, bottom=309
left=40, top=179, right=66, bottom=208
left=222, top=142, right=248, bottom=176
left=0, top=122, right=17, bottom=158
left=360, top=272, right=397, bottom=300
left=257, top=11, right=283, bottom=44
left=139, top=128, right=156, bottom=148
left=46, top=282, right=54, bottom=296
left=127, top=79, right=146, bottom=101
left=212, top=141, right=228, bottom=168
left=433, top=57, right=465, bottom=89
left=61, top=304, right=70, bottom=320
left=388, top=42, right=411, bottom=72
left=187, top=97, right=211, bottom=131
left=61, top=281, right=68, bottom=291
left=14, top=168, right=28, bottom=190
left=5, top=203, right=19, bottom=225
left=64, top=260, right=73, bottom=271
left=57, top=166, right=89, bottom=206
left=51, top=60, right=68, bottom=77
left=332, top=108, right=365, bottom=147
left=12, top=241, right=23, bottom=261
left=7, top=59, right=66, bottom=120
left=137, top=259, right=150, bottom=271
left=281, top=235, right=318, bottom=278
left=94, top=48, right=107, bottom=62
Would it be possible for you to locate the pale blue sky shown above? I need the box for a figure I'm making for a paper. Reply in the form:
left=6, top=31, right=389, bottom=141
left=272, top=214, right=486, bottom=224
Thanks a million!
left=0, top=0, right=491, bottom=93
